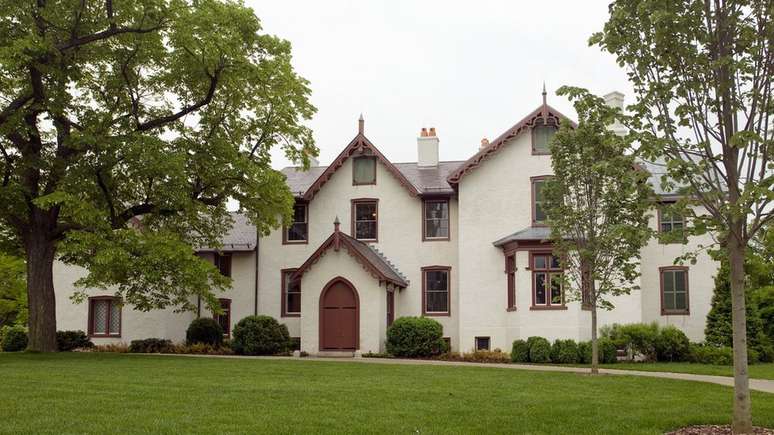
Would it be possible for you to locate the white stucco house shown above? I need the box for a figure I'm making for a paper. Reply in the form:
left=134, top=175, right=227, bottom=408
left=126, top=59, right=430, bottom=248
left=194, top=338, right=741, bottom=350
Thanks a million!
left=54, top=91, right=719, bottom=354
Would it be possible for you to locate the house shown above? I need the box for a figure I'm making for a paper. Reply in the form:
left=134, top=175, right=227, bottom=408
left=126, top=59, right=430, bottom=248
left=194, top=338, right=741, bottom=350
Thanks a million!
left=53, top=91, right=718, bottom=354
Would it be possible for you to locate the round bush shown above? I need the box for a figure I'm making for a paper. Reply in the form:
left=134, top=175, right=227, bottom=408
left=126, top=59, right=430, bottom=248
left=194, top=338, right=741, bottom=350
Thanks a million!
left=186, top=317, right=224, bottom=346
left=528, top=336, right=551, bottom=363
left=56, top=330, right=93, bottom=351
left=689, top=344, right=733, bottom=365
left=1, top=325, right=28, bottom=352
left=511, top=339, right=530, bottom=363
left=579, top=338, right=618, bottom=364
left=655, top=326, right=690, bottom=362
left=551, top=339, right=580, bottom=364
left=232, top=315, right=290, bottom=356
left=385, top=317, right=446, bottom=358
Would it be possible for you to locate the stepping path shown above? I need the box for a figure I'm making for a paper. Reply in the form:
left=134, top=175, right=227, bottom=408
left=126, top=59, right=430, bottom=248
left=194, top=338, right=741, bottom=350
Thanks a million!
left=147, top=353, right=774, bottom=394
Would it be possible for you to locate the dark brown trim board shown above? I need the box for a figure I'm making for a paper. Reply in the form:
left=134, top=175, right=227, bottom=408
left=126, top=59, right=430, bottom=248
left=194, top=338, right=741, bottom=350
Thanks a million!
left=659, top=266, right=690, bottom=315
left=281, top=268, right=301, bottom=318
left=421, top=265, right=451, bottom=316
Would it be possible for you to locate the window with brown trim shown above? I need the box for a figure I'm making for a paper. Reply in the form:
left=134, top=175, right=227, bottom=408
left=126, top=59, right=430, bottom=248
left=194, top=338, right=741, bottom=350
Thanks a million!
left=531, top=253, right=564, bottom=309
left=214, top=253, right=232, bottom=277
left=352, top=199, right=378, bottom=241
left=423, top=199, right=450, bottom=240
left=422, top=266, right=450, bottom=316
left=214, top=298, right=231, bottom=336
left=658, top=203, right=686, bottom=243
left=506, top=253, right=516, bottom=310
left=531, top=177, right=549, bottom=225
left=284, top=202, right=308, bottom=244
left=475, top=336, right=491, bottom=351
left=281, top=269, right=301, bottom=317
left=386, top=291, right=395, bottom=327
left=532, top=119, right=557, bottom=154
left=88, top=297, right=121, bottom=337
left=661, top=267, right=689, bottom=315
left=353, top=156, right=376, bottom=185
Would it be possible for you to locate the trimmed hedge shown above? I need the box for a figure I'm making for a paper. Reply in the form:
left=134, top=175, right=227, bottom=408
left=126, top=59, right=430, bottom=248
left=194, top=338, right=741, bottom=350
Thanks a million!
left=527, top=336, right=551, bottom=363
left=186, top=318, right=224, bottom=346
left=386, top=317, right=447, bottom=358
left=1, top=325, right=27, bottom=352
left=688, top=344, right=733, bottom=365
left=232, top=315, right=291, bottom=356
left=129, top=338, right=173, bottom=353
left=551, top=339, right=580, bottom=364
left=511, top=339, right=530, bottom=363
left=56, top=330, right=93, bottom=351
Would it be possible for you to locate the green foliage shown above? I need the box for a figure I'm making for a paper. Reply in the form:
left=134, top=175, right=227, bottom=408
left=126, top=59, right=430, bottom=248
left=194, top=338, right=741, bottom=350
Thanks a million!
left=0, top=254, right=26, bottom=327
left=1, top=325, right=27, bottom=351
left=385, top=317, right=446, bottom=358
left=438, top=349, right=511, bottom=364
left=231, top=315, right=290, bottom=356
left=551, top=339, right=580, bottom=364
left=129, top=338, right=174, bottom=354
left=689, top=344, right=734, bottom=366
left=602, top=322, right=659, bottom=361
left=56, top=330, right=93, bottom=352
left=511, top=339, right=530, bottom=363
left=578, top=339, right=618, bottom=364
left=186, top=318, right=224, bottom=346
left=655, top=326, right=690, bottom=362
left=527, top=337, right=551, bottom=363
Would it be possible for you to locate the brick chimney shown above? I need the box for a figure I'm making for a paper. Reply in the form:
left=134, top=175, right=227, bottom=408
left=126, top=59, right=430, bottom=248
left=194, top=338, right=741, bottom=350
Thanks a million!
left=417, top=126, right=439, bottom=168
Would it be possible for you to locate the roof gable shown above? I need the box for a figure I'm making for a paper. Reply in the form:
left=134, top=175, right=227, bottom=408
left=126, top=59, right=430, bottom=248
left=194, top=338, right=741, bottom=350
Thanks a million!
left=447, top=103, right=575, bottom=185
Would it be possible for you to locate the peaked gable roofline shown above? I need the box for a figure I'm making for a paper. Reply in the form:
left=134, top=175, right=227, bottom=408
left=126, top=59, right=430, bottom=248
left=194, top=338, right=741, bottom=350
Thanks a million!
left=446, top=103, right=576, bottom=185
left=302, top=123, right=420, bottom=201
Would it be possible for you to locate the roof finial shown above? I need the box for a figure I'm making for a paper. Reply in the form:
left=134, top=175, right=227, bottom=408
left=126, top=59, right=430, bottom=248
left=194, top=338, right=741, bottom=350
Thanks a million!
left=358, top=113, right=364, bottom=134
left=334, top=216, right=341, bottom=232
left=542, top=82, right=547, bottom=106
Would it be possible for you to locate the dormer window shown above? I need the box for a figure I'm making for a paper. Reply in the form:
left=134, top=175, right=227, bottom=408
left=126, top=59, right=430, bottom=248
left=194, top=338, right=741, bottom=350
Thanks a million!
left=532, top=119, right=557, bottom=154
left=353, top=156, right=376, bottom=185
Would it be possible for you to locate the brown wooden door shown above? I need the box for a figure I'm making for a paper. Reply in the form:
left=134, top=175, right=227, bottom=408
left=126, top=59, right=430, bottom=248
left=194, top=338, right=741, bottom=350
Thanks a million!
left=320, top=279, right=358, bottom=350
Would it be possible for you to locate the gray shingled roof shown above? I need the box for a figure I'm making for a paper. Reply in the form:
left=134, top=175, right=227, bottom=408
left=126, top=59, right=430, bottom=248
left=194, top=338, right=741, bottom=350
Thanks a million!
left=281, top=161, right=464, bottom=197
left=197, top=212, right=256, bottom=252
left=492, top=226, right=552, bottom=247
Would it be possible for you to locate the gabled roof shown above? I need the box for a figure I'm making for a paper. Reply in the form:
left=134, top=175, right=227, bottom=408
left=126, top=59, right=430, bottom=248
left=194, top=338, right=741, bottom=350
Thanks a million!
left=447, top=102, right=575, bottom=185
left=197, top=212, right=256, bottom=252
left=292, top=222, right=409, bottom=289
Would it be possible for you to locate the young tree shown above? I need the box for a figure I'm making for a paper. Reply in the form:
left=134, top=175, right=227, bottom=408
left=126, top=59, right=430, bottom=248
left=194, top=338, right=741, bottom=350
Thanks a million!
left=0, top=1, right=316, bottom=351
left=592, top=1, right=773, bottom=431
left=543, top=88, right=652, bottom=374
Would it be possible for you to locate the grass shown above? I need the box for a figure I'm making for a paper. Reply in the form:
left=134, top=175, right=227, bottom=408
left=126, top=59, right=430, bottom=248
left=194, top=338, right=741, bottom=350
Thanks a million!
left=2, top=353, right=774, bottom=434
left=575, top=362, right=774, bottom=380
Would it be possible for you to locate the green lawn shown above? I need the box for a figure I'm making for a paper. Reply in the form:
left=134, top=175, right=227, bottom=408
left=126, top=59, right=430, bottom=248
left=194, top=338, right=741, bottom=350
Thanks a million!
left=580, top=362, right=774, bottom=379
left=2, top=353, right=774, bottom=434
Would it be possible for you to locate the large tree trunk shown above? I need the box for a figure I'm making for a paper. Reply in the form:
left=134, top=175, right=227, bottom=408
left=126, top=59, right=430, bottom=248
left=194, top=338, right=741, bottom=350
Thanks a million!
left=729, top=232, right=752, bottom=434
left=25, top=227, right=58, bottom=352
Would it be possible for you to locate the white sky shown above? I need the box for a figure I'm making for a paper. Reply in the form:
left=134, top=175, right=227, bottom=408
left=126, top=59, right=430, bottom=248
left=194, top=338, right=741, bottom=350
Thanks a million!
left=248, top=0, right=633, bottom=168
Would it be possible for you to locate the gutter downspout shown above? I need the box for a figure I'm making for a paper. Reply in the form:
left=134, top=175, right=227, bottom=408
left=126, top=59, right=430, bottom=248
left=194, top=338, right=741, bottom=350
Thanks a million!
left=254, top=231, right=260, bottom=316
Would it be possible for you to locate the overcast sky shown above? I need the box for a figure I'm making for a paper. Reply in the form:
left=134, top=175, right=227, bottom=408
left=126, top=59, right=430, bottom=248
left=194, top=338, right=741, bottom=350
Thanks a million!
left=248, top=0, right=633, bottom=168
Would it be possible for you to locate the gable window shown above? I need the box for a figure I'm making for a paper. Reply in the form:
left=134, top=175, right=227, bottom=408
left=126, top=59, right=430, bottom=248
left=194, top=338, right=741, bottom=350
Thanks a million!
left=284, top=202, right=308, bottom=244
left=422, top=266, right=450, bottom=316
left=658, top=203, right=685, bottom=240
left=532, top=119, right=557, bottom=154
left=281, top=269, right=301, bottom=317
left=661, top=267, right=689, bottom=315
left=353, top=156, right=376, bottom=185
left=423, top=199, right=450, bottom=241
left=531, top=253, right=564, bottom=309
left=214, top=253, right=232, bottom=277
left=88, top=297, right=121, bottom=337
left=532, top=177, right=549, bottom=225
left=352, top=199, right=378, bottom=241
left=475, top=336, right=491, bottom=351
left=506, top=253, right=516, bottom=310
left=214, top=298, right=231, bottom=336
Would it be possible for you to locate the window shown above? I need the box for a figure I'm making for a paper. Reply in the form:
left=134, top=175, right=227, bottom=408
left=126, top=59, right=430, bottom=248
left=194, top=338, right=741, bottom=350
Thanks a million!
left=281, top=269, right=301, bottom=317
left=352, top=199, right=378, bottom=241
left=214, top=253, right=231, bottom=277
left=423, top=199, right=450, bottom=240
left=658, top=203, right=686, bottom=241
left=661, top=267, right=689, bottom=314
left=386, top=291, right=395, bottom=327
left=88, top=297, right=121, bottom=337
left=475, top=336, right=491, bottom=351
left=531, top=177, right=549, bottom=225
left=532, top=119, right=557, bottom=154
left=284, top=202, right=308, bottom=243
left=353, top=156, right=376, bottom=185
left=214, top=298, right=231, bottom=336
left=422, top=266, right=450, bottom=315
left=531, top=253, right=564, bottom=309
left=506, top=253, right=516, bottom=310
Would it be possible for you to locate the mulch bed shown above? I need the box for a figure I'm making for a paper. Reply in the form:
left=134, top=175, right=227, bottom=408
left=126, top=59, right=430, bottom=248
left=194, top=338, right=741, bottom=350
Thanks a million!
left=667, top=425, right=774, bottom=434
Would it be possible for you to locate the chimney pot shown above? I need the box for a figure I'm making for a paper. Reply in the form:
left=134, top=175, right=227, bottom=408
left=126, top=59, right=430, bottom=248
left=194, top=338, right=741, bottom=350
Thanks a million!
left=429, top=127, right=436, bottom=137
left=420, top=127, right=428, bottom=137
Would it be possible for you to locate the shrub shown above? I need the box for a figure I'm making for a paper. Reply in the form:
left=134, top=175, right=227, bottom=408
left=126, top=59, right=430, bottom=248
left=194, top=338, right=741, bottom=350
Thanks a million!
left=56, top=330, right=93, bottom=351
left=655, top=326, right=690, bottom=362
left=232, top=315, right=291, bottom=356
left=511, top=339, right=530, bottom=363
left=528, top=336, right=551, bottom=363
left=688, top=343, right=733, bottom=365
left=439, top=349, right=511, bottom=364
left=186, top=318, right=224, bottom=346
left=167, top=343, right=234, bottom=355
left=551, top=339, right=580, bottom=364
left=1, top=325, right=27, bottom=352
left=578, top=341, right=592, bottom=364
left=91, top=343, right=129, bottom=353
left=578, top=338, right=618, bottom=364
left=129, top=338, right=173, bottom=353
left=385, top=317, right=446, bottom=358
left=602, top=322, right=659, bottom=360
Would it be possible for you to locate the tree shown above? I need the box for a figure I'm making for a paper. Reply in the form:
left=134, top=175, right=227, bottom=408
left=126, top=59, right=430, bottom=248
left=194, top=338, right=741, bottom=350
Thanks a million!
left=0, top=1, right=317, bottom=352
left=0, top=254, right=27, bottom=327
left=543, top=88, right=652, bottom=374
left=592, top=1, right=773, bottom=431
